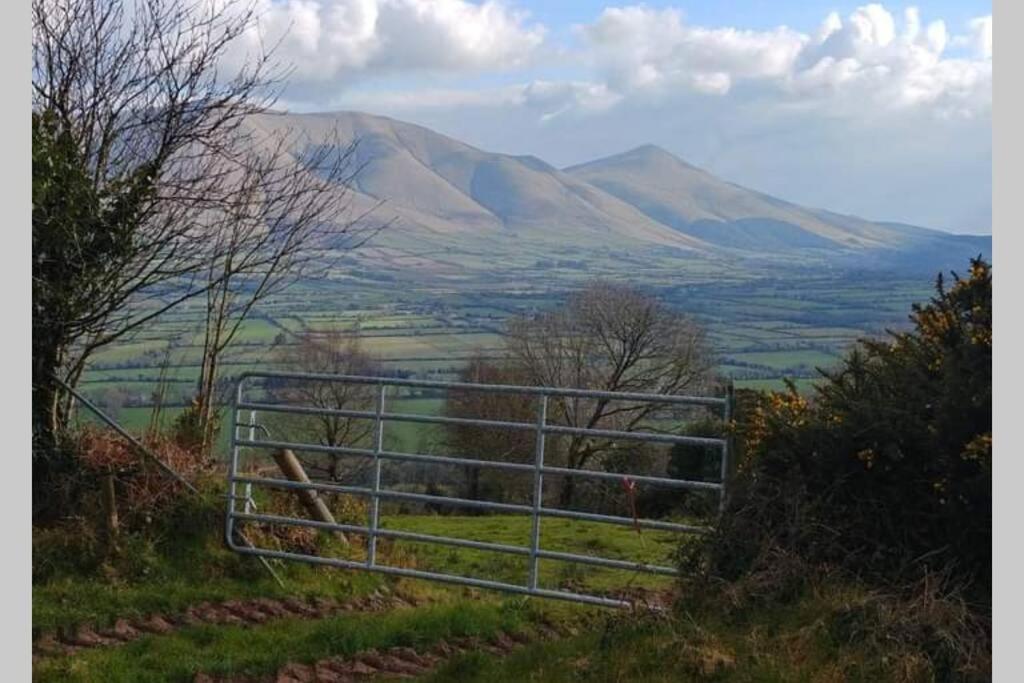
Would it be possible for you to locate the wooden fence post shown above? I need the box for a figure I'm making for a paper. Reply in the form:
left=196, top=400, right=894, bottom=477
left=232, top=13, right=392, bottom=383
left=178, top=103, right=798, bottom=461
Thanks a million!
left=271, top=449, right=349, bottom=546
left=101, top=472, right=120, bottom=554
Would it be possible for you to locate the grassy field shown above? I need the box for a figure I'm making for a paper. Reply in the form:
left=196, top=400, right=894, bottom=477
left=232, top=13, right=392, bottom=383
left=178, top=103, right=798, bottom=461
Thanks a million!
left=378, top=515, right=680, bottom=594
left=79, top=278, right=923, bottom=386
left=33, top=510, right=681, bottom=633
left=64, top=267, right=938, bottom=475
left=37, top=255, right=972, bottom=681
left=38, top=578, right=886, bottom=683
left=33, top=505, right=907, bottom=682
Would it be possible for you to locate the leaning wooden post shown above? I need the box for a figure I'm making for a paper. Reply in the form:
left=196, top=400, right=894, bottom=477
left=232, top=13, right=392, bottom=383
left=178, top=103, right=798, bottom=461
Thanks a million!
left=100, top=471, right=120, bottom=555
left=271, top=448, right=349, bottom=546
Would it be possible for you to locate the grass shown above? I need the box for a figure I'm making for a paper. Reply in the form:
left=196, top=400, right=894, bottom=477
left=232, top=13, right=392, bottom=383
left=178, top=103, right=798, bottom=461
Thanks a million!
left=418, top=580, right=960, bottom=683
left=34, top=519, right=977, bottom=683
left=32, top=507, right=624, bottom=682
left=32, top=510, right=680, bottom=635
left=33, top=599, right=544, bottom=682
left=32, top=523, right=386, bottom=635
left=727, top=349, right=840, bottom=371
left=380, top=515, right=681, bottom=593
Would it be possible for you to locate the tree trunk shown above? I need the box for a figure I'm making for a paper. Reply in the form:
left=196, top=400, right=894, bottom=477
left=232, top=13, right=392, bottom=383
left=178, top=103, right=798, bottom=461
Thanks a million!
left=32, top=336, right=76, bottom=521
left=558, top=473, right=576, bottom=508
left=197, top=284, right=230, bottom=457
left=200, top=353, right=219, bottom=456
left=32, top=339, right=64, bottom=449
left=557, top=444, right=587, bottom=508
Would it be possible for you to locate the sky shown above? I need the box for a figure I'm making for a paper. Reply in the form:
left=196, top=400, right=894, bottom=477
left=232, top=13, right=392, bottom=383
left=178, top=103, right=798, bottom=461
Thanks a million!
left=233, top=1, right=993, bottom=234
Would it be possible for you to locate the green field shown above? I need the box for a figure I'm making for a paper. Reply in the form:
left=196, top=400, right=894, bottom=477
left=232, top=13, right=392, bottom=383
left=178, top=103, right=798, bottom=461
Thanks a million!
left=75, top=258, right=934, bottom=450
left=379, top=515, right=679, bottom=593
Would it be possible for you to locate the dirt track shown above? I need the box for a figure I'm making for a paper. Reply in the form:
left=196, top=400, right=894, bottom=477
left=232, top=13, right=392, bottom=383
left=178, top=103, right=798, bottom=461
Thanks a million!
left=33, top=587, right=430, bottom=658
left=195, top=624, right=567, bottom=682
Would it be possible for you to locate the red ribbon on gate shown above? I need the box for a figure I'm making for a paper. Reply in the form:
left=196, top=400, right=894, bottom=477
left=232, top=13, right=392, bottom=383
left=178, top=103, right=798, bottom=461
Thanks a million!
left=621, top=477, right=642, bottom=540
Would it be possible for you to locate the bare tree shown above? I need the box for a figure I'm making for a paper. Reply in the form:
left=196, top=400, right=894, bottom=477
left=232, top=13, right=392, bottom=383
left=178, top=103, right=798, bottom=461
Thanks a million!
left=189, top=128, right=382, bottom=455
left=32, top=0, right=379, bottom=459
left=442, top=355, right=536, bottom=503
left=505, top=281, right=715, bottom=506
left=267, top=329, right=378, bottom=482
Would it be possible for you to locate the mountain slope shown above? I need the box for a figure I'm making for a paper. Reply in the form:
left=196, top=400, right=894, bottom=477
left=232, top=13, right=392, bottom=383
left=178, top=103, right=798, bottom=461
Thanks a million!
left=566, top=146, right=910, bottom=250
left=242, top=111, right=988, bottom=272
left=244, top=112, right=708, bottom=252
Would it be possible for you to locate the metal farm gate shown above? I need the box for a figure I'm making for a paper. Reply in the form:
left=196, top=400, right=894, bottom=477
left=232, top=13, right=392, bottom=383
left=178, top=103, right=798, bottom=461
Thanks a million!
left=225, top=371, right=732, bottom=608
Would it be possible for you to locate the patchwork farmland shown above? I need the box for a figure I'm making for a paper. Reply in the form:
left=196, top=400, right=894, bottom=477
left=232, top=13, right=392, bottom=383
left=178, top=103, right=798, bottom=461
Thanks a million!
left=76, top=256, right=935, bottom=457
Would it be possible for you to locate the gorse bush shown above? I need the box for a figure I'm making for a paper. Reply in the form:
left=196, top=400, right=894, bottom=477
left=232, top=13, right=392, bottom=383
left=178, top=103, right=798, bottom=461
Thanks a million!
left=691, top=257, right=991, bottom=594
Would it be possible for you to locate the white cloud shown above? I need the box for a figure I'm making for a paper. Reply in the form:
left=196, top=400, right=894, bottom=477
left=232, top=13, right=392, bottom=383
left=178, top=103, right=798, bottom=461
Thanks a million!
left=230, top=0, right=544, bottom=92
left=574, top=4, right=991, bottom=119
left=520, top=80, right=622, bottom=121
left=337, top=79, right=621, bottom=122
left=373, top=0, right=544, bottom=70
left=580, top=6, right=806, bottom=94
left=234, top=2, right=990, bottom=121
left=955, top=15, right=992, bottom=59
left=322, top=4, right=991, bottom=234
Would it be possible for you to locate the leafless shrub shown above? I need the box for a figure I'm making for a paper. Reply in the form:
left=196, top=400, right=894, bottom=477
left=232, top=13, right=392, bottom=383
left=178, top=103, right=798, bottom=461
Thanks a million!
left=75, top=425, right=213, bottom=528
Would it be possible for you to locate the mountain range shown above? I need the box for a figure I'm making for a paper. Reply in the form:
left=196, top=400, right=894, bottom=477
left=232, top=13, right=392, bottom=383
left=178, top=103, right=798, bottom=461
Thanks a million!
left=246, top=111, right=990, bottom=274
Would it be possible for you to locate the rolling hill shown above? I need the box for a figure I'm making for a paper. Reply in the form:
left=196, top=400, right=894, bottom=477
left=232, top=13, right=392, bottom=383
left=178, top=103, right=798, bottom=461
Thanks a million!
left=245, top=111, right=990, bottom=274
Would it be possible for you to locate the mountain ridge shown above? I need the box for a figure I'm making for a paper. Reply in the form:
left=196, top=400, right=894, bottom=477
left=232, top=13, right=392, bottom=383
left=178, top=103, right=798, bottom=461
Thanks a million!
left=247, top=110, right=989, bottom=272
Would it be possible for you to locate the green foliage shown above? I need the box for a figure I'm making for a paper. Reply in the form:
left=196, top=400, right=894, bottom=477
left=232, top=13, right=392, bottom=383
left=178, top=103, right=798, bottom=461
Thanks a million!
left=32, top=488, right=221, bottom=585
left=30, top=436, right=86, bottom=526
left=32, top=109, right=159, bottom=519
left=168, top=398, right=221, bottom=454
left=635, top=418, right=724, bottom=518
left=32, top=111, right=157, bottom=363
left=667, top=418, right=724, bottom=486
left=32, top=492, right=383, bottom=635
left=419, top=574, right=991, bottom=683
left=692, top=257, right=991, bottom=595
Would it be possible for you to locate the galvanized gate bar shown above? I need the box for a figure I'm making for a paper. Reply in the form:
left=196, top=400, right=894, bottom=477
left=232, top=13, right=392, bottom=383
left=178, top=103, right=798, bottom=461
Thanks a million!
left=231, top=472, right=718, bottom=532
left=226, top=371, right=731, bottom=608
left=235, top=400, right=725, bottom=448
left=528, top=395, right=547, bottom=590
left=236, top=371, right=727, bottom=405
left=233, top=440, right=720, bottom=492
left=234, top=438, right=536, bottom=473
left=233, top=510, right=679, bottom=575
left=367, top=384, right=386, bottom=568
left=227, top=542, right=633, bottom=608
